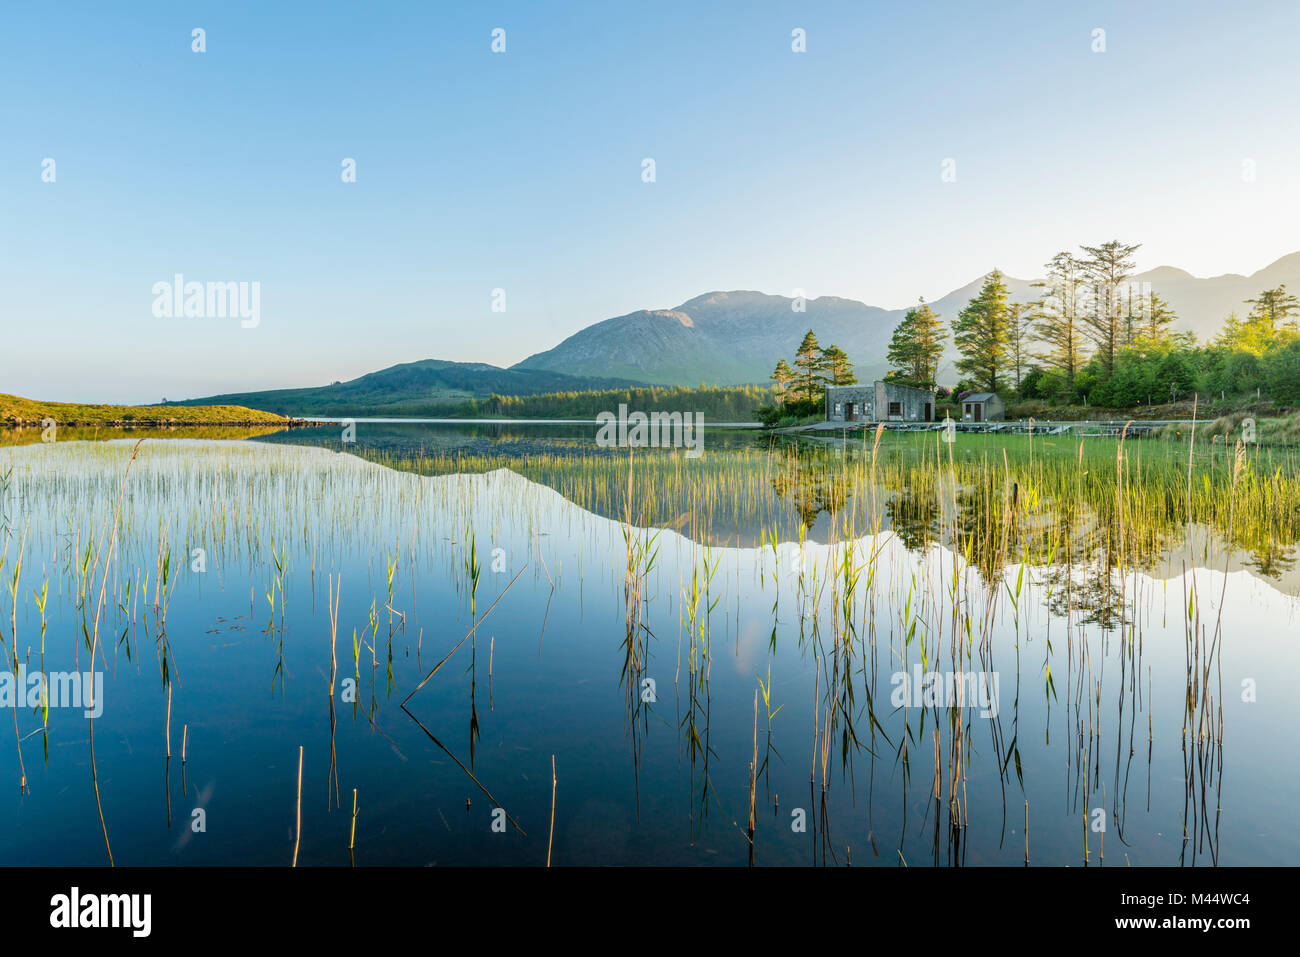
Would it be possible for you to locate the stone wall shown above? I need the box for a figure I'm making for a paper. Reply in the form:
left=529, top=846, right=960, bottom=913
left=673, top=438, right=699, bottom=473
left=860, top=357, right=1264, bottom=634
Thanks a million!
left=826, top=382, right=934, bottom=422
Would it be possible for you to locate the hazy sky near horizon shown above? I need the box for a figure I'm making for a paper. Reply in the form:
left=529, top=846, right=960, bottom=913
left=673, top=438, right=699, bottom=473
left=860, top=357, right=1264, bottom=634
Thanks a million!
left=4, top=0, right=1300, bottom=403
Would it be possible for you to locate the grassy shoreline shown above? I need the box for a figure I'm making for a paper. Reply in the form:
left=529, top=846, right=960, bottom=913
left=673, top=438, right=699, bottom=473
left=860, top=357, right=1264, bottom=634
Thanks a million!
left=1, top=392, right=293, bottom=427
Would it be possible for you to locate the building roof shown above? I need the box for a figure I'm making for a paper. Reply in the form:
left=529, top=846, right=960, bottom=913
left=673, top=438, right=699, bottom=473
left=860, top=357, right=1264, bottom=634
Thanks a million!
left=825, top=381, right=933, bottom=394
left=963, top=393, right=998, bottom=402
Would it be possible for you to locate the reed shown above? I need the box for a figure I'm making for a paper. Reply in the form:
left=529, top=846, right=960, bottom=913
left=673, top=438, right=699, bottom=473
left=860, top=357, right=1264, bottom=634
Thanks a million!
left=547, top=756, right=556, bottom=868
left=292, top=745, right=303, bottom=867
left=1, top=422, right=1294, bottom=867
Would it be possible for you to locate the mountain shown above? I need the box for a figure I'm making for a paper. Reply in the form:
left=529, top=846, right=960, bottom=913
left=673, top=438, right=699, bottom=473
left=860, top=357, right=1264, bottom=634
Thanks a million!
left=179, top=253, right=1300, bottom=412
left=1120, top=252, right=1300, bottom=342
left=513, top=253, right=1300, bottom=386
left=174, top=359, right=646, bottom=416
left=513, top=292, right=903, bottom=385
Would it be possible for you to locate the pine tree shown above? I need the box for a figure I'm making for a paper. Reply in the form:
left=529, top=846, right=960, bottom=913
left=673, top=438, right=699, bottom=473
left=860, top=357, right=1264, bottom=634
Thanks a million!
left=771, top=358, right=794, bottom=403
left=821, top=345, right=857, bottom=386
left=885, top=298, right=946, bottom=388
left=1080, top=239, right=1141, bottom=373
left=1213, top=312, right=1246, bottom=349
left=792, top=329, right=829, bottom=401
left=1006, top=301, right=1032, bottom=394
left=1031, top=251, right=1089, bottom=392
left=1143, top=291, right=1176, bottom=342
left=953, top=271, right=1011, bottom=393
left=1121, top=283, right=1141, bottom=348
left=1244, top=284, right=1300, bottom=337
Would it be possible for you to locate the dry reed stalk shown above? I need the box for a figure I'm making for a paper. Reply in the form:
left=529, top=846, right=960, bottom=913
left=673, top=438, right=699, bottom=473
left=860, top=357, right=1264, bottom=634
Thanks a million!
left=328, top=575, right=340, bottom=692
left=547, top=755, right=556, bottom=868
left=88, top=438, right=145, bottom=866
left=403, top=565, right=526, bottom=706
left=292, top=745, right=303, bottom=866
left=4, top=522, right=28, bottom=792
left=748, top=690, right=758, bottom=840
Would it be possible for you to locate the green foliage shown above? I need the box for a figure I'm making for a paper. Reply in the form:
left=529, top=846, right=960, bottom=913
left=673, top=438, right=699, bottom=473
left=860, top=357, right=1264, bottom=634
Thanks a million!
left=443, top=384, right=780, bottom=420
left=1031, top=251, right=1089, bottom=389
left=1244, top=284, right=1300, bottom=336
left=1264, top=339, right=1300, bottom=405
left=987, top=241, right=1300, bottom=413
left=822, top=345, right=858, bottom=386
left=755, top=330, right=854, bottom=426
left=1018, top=365, right=1047, bottom=400
left=1079, top=239, right=1142, bottom=372
left=793, top=329, right=829, bottom=400
left=1086, top=342, right=1196, bottom=407
left=0, top=393, right=287, bottom=426
left=953, top=270, right=1011, bottom=393
left=886, top=298, right=945, bottom=388
left=770, top=358, right=795, bottom=402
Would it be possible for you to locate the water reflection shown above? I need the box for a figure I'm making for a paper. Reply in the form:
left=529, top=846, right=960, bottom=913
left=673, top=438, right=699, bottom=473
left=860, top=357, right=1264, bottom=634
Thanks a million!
left=0, top=425, right=1295, bottom=866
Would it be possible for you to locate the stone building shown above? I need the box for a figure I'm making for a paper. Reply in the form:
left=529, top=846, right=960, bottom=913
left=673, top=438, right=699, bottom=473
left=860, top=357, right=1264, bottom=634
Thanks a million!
left=825, top=381, right=935, bottom=424
left=960, top=392, right=1005, bottom=422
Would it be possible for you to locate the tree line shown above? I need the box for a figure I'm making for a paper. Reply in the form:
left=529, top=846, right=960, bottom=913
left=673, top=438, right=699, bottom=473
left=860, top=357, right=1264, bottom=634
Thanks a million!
left=881, top=239, right=1300, bottom=409
left=768, top=330, right=858, bottom=402
left=443, top=384, right=779, bottom=420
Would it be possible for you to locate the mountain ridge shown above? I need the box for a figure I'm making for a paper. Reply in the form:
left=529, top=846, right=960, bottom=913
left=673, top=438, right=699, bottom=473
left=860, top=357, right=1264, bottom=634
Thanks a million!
left=177, top=252, right=1300, bottom=411
left=512, top=252, right=1300, bottom=386
left=170, top=359, right=648, bottom=416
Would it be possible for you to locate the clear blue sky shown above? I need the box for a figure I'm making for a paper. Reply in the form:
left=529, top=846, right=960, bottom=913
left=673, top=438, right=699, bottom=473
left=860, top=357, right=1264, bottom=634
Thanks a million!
left=3, top=0, right=1298, bottom=402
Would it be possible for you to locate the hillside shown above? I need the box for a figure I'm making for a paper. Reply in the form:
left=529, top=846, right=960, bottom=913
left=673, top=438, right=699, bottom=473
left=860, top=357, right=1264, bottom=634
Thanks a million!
left=171, top=253, right=1300, bottom=409
left=513, top=253, right=1300, bottom=387
left=174, top=359, right=647, bottom=417
left=1, top=393, right=288, bottom=426
left=513, top=292, right=901, bottom=386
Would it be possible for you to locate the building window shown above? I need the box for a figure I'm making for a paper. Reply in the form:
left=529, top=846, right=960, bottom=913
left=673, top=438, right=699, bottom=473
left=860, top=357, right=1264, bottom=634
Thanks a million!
left=833, top=403, right=841, bottom=416
left=964, top=404, right=972, bottom=414
left=888, top=402, right=902, bottom=417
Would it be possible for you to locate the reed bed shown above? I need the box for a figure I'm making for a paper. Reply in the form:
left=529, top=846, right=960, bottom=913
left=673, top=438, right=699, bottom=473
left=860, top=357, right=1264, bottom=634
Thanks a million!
left=0, top=428, right=1294, bottom=866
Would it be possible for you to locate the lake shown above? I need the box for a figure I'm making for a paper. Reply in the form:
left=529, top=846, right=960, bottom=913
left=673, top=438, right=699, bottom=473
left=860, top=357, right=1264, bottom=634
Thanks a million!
left=1, top=421, right=1297, bottom=866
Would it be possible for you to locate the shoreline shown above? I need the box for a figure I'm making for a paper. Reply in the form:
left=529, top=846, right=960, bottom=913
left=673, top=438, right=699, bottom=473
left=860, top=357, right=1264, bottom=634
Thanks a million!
left=1, top=417, right=314, bottom=428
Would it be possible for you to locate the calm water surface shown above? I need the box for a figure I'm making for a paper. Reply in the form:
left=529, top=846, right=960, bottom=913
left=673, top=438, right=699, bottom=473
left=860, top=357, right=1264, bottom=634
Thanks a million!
left=0, top=422, right=1296, bottom=865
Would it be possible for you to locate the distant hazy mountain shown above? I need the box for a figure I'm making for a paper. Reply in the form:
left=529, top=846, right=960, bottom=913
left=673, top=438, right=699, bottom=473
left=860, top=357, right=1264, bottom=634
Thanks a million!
left=175, top=359, right=645, bottom=416
left=180, top=253, right=1300, bottom=413
left=513, top=292, right=900, bottom=385
left=1120, top=251, right=1300, bottom=340
left=514, top=253, right=1300, bottom=386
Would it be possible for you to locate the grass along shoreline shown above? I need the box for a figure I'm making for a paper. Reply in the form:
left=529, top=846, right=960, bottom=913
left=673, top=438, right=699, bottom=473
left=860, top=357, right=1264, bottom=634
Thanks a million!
left=1, top=393, right=294, bottom=427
